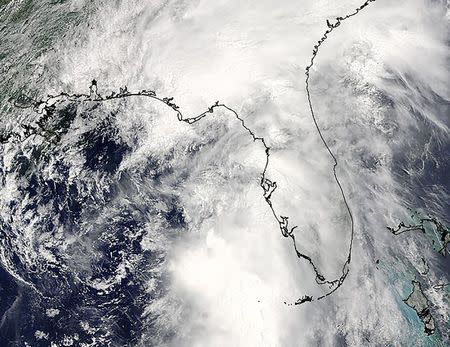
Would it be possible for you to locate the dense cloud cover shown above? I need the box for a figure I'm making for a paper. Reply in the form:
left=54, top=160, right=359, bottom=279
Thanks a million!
left=0, top=0, right=449, bottom=346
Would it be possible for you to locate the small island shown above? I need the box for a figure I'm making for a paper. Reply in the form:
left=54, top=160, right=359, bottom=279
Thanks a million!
left=403, top=280, right=436, bottom=336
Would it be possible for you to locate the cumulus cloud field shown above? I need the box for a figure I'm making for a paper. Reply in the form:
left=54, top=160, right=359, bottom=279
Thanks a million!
left=0, top=0, right=449, bottom=346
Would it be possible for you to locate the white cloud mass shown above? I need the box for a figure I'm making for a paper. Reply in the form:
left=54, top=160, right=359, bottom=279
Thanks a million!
left=0, top=0, right=449, bottom=346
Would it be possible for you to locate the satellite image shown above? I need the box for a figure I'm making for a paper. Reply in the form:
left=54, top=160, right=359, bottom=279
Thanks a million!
left=0, top=0, right=449, bottom=346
